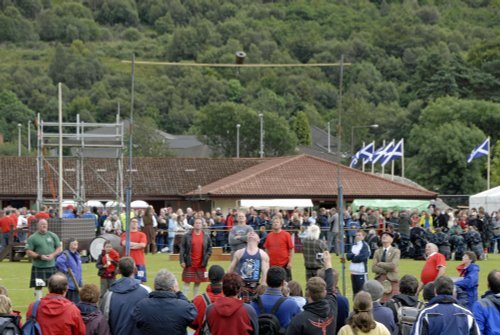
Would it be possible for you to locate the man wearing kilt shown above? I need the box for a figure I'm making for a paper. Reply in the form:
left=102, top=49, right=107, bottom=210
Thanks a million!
left=25, top=219, right=62, bottom=300
left=180, top=218, right=212, bottom=297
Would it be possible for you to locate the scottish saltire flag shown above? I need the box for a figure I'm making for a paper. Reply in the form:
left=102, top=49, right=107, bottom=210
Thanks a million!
left=381, top=139, right=404, bottom=167
left=359, top=142, right=375, bottom=162
left=372, top=141, right=394, bottom=164
left=349, top=155, right=359, bottom=168
left=467, top=138, right=490, bottom=163
left=350, top=142, right=374, bottom=168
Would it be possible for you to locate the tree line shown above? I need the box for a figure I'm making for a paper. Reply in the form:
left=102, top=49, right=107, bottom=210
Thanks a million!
left=0, top=0, right=499, bottom=194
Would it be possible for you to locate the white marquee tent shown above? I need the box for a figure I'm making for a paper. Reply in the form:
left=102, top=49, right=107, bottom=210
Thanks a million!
left=469, top=186, right=500, bottom=214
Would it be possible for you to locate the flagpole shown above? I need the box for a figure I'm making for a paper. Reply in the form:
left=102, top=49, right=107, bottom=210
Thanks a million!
left=401, top=138, right=405, bottom=179
left=371, top=141, right=375, bottom=174
left=487, top=136, right=491, bottom=189
left=391, top=138, right=395, bottom=181
left=362, top=141, right=366, bottom=172
left=381, top=139, right=386, bottom=176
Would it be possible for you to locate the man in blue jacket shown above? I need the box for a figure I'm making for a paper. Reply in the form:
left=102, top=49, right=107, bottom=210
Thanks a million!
left=411, top=276, right=480, bottom=335
left=132, top=269, right=197, bottom=335
left=100, top=257, right=151, bottom=335
left=472, top=270, right=500, bottom=335
left=346, top=230, right=370, bottom=297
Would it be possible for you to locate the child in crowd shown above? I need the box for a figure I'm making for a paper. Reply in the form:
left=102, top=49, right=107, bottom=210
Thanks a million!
left=288, top=280, right=307, bottom=310
left=96, top=240, right=120, bottom=297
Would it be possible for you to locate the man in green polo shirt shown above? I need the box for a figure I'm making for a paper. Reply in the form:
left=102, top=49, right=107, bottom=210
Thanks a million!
left=26, top=219, right=62, bottom=300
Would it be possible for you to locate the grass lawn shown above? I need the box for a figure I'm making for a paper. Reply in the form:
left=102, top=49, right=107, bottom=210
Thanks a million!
left=1, top=252, right=499, bottom=317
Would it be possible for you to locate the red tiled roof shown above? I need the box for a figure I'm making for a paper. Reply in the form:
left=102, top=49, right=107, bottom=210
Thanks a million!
left=0, top=155, right=436, bottom=201
left=0, top=156, right=264, bottom=199
left=187, top=155, right=436, bottom=199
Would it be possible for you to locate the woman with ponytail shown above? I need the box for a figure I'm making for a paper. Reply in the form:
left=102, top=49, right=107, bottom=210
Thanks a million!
left=338, top=291, right=390, bottom=335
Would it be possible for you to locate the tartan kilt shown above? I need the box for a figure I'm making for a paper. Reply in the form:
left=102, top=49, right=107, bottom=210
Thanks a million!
left=182, top=266, right=208, bottom=283
left=30, top=266, right=57, bottom=288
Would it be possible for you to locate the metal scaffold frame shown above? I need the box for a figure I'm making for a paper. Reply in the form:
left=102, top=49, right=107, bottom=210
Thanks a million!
left=36, top=109, right=125, bottom=214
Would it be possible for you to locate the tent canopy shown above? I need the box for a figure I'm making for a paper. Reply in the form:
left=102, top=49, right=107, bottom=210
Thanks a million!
left=469, top=186, right=500, bottom=214
left=351, top=199, right=430, bottom=212
left=240, top=199, right=313, bottom=210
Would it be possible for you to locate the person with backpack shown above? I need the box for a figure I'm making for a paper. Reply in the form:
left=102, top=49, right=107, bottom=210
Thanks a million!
left=0, top=295, right=21, bottom=335
left=472, top=270, right=500, bottom=335
left=250, top=266, right=301, bottom=331
left=190, top=265, right=225, bottom=335
left=56, top=238, right=83, bottom=303
left=285, top=251, right=338, bottom=335
left=205, top=272, right=258, bottom=335
left=25, top=272, right=86, bottom=335
left=384, top=275, right=425, bottom=335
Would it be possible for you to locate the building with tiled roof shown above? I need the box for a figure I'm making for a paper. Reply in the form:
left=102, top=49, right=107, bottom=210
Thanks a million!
left=0, top=155, right=436, bottom=210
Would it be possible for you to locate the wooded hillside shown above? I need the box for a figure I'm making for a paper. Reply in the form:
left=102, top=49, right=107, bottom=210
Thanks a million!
left=0, top=0, right=499, bottom=194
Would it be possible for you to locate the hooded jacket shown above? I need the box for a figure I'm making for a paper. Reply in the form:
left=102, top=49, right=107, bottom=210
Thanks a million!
left=206, top=296, right=258, bottom=335
left=285, top=268, right=338, bottom=335
left=100, top=277, right=150, bottom=335
left=455, top=263, right=480, bottom=310
left=132, top=290, right=197, bottom=335
left=410, top=295, right=480, bottom=335
left=55, top=250, right=83, bottom=290
left=77, top=301, right=110, bottom=335
left=26, top=293, right=85, bottom=335
left=472, top=293, right=500, bottom=335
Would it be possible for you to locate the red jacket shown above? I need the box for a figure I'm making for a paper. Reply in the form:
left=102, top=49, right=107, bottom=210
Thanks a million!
left=27, top=293, right=86, bottom=335
left=191, top=285, right=224, bottom=335
left=206, top=296, right=257, bottom=335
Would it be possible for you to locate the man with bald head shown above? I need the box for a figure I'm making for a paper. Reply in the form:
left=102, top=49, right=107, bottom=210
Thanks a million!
left=26, top=219, right=62, bottom=300
left=418, top=243, right=446, bottom=293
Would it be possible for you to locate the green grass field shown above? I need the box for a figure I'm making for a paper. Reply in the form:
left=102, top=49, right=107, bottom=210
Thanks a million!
left=1, top=253, right=499, bottom=317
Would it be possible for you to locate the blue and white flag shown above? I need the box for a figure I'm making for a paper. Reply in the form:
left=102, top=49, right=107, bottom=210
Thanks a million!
left=381, top=139, right=404, bottom=167
left=349, top=155, right=359, bottom=168
left=359, top=142, right=375, bottom=162
left=372, top=141, right=394, bottom=165
left=350, top=142, right=375, bottom=168
left=467, top=138, right=490, bottom=163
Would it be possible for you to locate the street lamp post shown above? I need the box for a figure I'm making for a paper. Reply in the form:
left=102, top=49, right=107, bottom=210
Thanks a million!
left=259, top=113, right=264, bottom=158
left=17, top=123, right=22, bottom=156
left=351, top=124, right=379, bottom=155
left=236, top=124, right=240, bottom=158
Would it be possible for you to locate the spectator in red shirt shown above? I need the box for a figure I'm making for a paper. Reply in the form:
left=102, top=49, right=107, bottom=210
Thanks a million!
left=180, top=218, right=212, bottom=298
left=0, top=210, right=16, bottom=250
left=120, top=218, right=147, bottom=282
left=264, top=216, right=294, bottom=281
left=419, top=243, right=446, bottom=293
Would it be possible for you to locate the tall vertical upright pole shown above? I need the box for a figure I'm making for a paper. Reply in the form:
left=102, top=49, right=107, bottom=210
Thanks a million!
left=236, top=124, right=240, bottom=158
left=27, top=120, right=31, bottom=152
left=125, top=55, right=135, bottom=256
left=17, top=124, right=22, bottom=156
left=327, top=122, right=331, bottom=153
left=58, top=83, right=63, bottom=218
left=259, top=113, right=264, bottom=158
left=36, top=113, right=42, bottom=211
left=487, top=136, right=491, bottom=189
left=337, top=55, right=346, bottom=296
